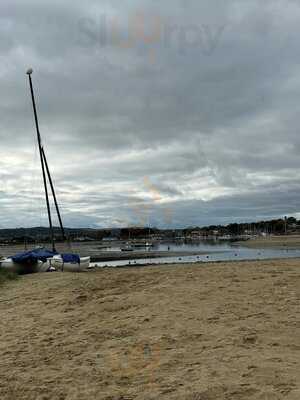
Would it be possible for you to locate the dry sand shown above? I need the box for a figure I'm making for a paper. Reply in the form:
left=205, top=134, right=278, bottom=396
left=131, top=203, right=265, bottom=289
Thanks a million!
left=0, top=260, right=299, bottom=400
left=239, top=235, right=300, bottom=249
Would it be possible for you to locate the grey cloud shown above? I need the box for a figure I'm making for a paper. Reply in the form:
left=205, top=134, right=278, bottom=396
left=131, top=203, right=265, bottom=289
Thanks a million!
left=1, top=0, right=300, bottom=228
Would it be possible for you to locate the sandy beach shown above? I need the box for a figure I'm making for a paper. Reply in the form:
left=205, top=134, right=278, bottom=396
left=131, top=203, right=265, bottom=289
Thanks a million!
left=0, top=260, right=299, bottom=400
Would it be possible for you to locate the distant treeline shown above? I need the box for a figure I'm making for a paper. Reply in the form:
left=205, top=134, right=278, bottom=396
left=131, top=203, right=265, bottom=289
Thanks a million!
left=0, top=217, right=298, bottom=244
left=0, top=226, right=160, bottom=243
left=183, top=217, right=298, bottom=236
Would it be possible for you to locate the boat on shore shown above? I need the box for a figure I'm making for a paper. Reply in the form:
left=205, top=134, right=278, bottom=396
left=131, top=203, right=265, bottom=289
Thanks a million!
left=0, top=69, right=90, bottom=274
left=0, top=257, right=42, bottom=274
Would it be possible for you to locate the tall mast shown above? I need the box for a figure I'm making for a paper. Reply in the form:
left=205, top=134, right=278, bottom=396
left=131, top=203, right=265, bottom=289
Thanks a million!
left=41, top=147, right=66, bottom=241
left=26, top=68, right=55, bottom=252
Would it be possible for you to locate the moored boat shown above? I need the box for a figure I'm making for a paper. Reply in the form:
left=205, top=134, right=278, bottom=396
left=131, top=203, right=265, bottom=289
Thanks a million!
left=131, top=240, right=154, bottom=248
left=121, top=243, right=134, bottom=252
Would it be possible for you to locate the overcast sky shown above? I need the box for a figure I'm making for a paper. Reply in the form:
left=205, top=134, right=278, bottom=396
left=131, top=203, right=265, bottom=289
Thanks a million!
left=1, top=0, right=300, bottom=229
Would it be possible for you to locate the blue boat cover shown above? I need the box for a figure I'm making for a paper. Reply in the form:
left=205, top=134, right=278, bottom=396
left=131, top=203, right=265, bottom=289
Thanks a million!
left=11, top=248, right=58, bottom=264
left=62, top=253, right=80, bottom=264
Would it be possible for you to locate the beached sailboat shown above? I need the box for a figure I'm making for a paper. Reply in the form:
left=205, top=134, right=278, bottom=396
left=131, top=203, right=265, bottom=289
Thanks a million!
left=0, top=69, right=90, bottom=273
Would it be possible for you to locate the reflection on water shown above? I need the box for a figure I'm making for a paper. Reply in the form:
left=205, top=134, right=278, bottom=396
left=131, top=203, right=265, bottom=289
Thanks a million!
left=92, top=240, right=300, bottom=268
left=152, top=240, right=235, bottom=252
left=106, top=240, right=240, bottom=253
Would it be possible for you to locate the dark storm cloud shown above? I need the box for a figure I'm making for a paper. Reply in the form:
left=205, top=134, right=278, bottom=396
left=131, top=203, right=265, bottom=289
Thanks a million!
left=1, top=0, right=300, bottom=228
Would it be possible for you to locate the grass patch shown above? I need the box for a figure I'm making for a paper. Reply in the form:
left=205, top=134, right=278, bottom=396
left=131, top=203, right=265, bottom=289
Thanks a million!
left=0, top=269, right=19, bottom=286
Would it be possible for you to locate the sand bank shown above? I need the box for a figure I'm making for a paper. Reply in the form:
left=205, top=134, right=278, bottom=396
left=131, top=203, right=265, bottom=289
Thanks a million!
left=0, top=259, right=299, bottom=399
left=239, top=235, right=300, bottom=249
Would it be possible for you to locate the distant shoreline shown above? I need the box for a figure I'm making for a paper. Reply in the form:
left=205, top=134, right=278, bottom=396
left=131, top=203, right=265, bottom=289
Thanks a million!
left=236, top=234, right=300, bottom=249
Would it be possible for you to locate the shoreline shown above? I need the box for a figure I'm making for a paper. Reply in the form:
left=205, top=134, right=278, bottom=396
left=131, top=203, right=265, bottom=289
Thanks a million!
left=104, top=255, right=300, bottom=269
left=90, top=250, right=227, bottom=262
left=236, top=234, right=300, bottom=249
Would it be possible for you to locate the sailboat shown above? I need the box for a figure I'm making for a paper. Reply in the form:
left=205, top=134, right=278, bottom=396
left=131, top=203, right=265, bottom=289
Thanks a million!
left=121, top=229, right=134, bottom=251
left=0, top=69, right=90, bottom=273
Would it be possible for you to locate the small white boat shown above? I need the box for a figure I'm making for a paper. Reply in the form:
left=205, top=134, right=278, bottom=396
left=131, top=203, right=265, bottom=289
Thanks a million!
left=131, top=240, right=154, bottom=249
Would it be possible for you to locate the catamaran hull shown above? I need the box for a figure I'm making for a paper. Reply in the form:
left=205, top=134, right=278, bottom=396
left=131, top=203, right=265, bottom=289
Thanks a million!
left=48, top=256, right=91, bottom=272
left=1, top=256, right=90, bottom=274
left=0, top=259, right=41, bottom=274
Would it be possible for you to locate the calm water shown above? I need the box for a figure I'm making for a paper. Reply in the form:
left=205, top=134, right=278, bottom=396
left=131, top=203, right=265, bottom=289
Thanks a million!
left=91, top=240, right=300, bottom=268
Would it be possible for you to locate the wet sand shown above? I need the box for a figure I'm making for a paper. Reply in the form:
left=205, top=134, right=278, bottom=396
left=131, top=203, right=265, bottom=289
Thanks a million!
left=0, top=259, right=299, bottom=399
left=239, top=235, right=300, bottom=249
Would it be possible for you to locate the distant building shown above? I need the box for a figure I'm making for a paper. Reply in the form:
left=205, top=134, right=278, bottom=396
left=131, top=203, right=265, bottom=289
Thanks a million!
left=73, top=236, right=95, bottom=242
